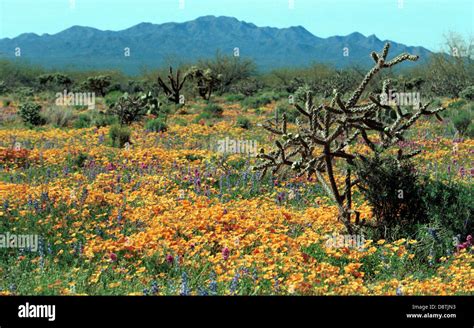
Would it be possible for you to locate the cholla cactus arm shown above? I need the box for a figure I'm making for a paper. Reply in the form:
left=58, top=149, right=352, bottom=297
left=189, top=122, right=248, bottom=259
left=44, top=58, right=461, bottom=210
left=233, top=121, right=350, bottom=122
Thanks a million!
left=383, top=54, right=419, bottom=68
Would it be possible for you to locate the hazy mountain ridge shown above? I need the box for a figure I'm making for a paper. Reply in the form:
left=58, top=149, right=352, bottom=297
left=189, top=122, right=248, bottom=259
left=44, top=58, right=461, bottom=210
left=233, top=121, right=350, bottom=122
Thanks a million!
left=0, top=15, right=433, bottom=74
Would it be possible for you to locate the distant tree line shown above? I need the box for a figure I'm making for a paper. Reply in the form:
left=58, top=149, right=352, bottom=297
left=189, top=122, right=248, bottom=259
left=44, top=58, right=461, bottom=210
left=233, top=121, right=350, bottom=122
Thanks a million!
left=0, top=33, right=472, bottom=100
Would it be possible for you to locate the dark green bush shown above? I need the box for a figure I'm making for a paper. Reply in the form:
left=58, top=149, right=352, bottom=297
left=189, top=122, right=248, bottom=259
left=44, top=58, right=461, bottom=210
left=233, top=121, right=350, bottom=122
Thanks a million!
left=225, top=94, right=245, bottom=103
left=92, top=112, right=117, bottom=127
left=109, top=124, right=131, bottom=148
left=466, top=124, right=474, bottom=138
left=202, top=103, right=223, bottom=118
left=241, top=94, right=272, bottom=109
left=459, top=85, right=474, bottom=100
left=421, top=177, right=473, bottom=239
left=193, top=111, right=214, bottom=124
left=411, top=177, right=473, bottom=263
left=104, top=91, right=124, bottom=107
left=354, top=156, right=427, bottom=241
left=451, top=106, right=472, bottom=136
left=73, top=113, right=92, bottom=128
left=0, top=81, right=8, bottom=95
left=19, top=102, right=44, bottom=126
left=71, top=152, right=89, bottom=169
left=236, top=116, right=251, bottom=129
left=145, top=117, right=168, bottom=133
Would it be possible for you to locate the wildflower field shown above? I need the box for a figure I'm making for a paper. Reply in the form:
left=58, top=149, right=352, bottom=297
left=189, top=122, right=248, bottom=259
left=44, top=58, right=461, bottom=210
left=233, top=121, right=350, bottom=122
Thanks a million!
left=0, top=93, right=472, bottom=296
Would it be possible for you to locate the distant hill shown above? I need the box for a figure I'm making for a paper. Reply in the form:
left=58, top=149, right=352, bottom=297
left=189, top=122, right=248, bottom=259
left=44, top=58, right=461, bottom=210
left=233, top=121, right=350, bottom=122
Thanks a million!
left=0, top=15, right=433, bottom=74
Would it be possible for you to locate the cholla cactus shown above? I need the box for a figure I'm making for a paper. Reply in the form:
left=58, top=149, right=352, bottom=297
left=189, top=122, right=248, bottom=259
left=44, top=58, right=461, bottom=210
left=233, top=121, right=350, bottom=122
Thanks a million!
left=187, top=66, right=222, bottom=100
left=108, top=93, right=148, bottom=125
left=254, top=43, right=445, bottom=234
left=157, top=66, right=188, bottom=104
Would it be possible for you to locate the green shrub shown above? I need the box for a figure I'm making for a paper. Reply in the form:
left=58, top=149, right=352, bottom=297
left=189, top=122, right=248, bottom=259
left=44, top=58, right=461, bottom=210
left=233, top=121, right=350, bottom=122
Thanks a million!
left=160, top=102, right=182, bottom=115
left=145, top=117, right=168, bottom=133
left=0, top=81, right=8, bottom=95
left=466, top=124, right=474, bottom=138
left=19, top=102, right=44, bottom=126
left=276, top=102, right=301, bottom=123
left=263, top=91, right=284, bottom=101
left=109, top=124, right=131, bottom=148
left=202, top=103, right=223, bottom=118
left=104, top=91, right=124, bottom=107
left=173, top=117, right=188, bottom=126
left=92, top=112, right=117, bottom=127
left=459, top=85, right=474, bottom=100
left=421, top=177, right=473, bottom=239
left=83, top=75, right=111, bottom=97
left=241, top=94, right=272, bottom=109
left=193, top=111, right=214, bottom=123
left=236, top=116, right=251, bottom=129
left=412, top=177, right=474, bottom=262
left=354, top=156, right=427, bottom=241
left=73, top=113, right=93, bottom=128
left=447, top=99, right=467, bottom=110
left=16, top=87, right=35, bottom=100
left=43, top=106, right=75, bottom=127
left=226, top=94, right=245, bottom=103
left=232, top=78, right=264, bottom=96
left=451, top=107, right=472, bottom=135
left=71, top=152, right=89, bottom=169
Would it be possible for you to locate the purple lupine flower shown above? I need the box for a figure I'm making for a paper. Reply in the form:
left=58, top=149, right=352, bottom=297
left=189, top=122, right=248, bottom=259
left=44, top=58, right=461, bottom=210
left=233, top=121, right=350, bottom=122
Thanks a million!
left=209, top=272, right=218, bottom=295
left=150, top=281, right=159, bottom=295
left=198, top=287, right=208, bottom=296
left=180, top=272, right=190, bottom=296
left=230, top=272, right=240, bottom=294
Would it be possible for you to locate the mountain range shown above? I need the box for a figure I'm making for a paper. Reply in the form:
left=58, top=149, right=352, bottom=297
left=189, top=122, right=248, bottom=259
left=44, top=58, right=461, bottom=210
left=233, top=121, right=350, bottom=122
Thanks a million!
left=0, top=16, right=433, bottom=74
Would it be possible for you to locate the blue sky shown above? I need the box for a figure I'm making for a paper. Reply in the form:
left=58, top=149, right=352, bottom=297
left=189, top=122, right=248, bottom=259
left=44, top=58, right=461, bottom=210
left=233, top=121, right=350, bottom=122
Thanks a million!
left=0, top=0, right=472, bottom=50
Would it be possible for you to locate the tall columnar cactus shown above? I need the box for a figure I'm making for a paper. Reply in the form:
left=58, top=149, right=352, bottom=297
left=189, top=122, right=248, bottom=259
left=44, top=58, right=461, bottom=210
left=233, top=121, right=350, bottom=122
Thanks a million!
left=157, top=66, right=188, bottom=104
left=254, top=43, right=446, bottom=234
